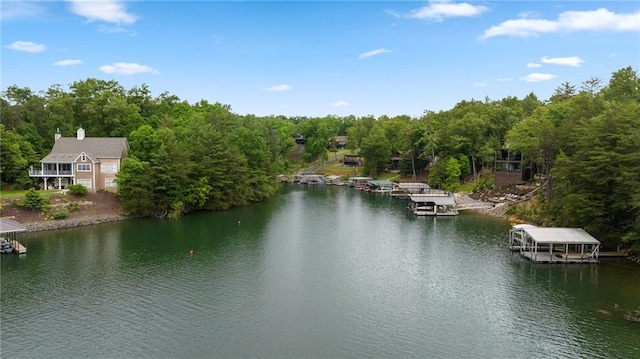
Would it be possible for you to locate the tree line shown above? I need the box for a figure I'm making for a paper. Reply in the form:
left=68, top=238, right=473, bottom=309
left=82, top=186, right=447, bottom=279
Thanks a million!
left=1, top=67, right=638, bottom=250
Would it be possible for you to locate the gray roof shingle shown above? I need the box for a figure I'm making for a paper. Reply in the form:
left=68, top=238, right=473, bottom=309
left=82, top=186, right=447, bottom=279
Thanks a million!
left=41, top=137, right=128, bottom=163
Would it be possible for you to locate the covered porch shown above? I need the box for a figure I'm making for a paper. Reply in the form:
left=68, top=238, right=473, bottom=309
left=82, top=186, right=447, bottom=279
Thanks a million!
left=29, top=162, right=74, bottom=190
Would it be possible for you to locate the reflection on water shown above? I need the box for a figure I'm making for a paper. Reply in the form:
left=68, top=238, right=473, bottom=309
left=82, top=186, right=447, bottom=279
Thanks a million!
left=2, top=185, right=639, bottom=358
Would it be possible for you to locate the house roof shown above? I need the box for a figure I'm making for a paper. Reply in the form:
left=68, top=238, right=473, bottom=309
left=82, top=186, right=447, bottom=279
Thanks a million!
left=0, top=218, right=27, bottom=234
left=41, top=137, right=128, bottom=163
left=523, top=227, right=600, bottom=245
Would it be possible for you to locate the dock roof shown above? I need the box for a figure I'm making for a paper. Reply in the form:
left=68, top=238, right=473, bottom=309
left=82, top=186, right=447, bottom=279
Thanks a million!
left=523, top=227, right=600, bottom=245
left=0, top=218, right=28, bottom=234
left=396, top=183, right=430, bottom=189
left=409, top=194, right=456, bottom=206
left=367, top=180, right=395, bottom=185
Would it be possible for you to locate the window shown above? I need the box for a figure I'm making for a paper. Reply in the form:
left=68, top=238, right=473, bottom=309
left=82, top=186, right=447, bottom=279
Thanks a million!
left=81, top=154, right=86, bottom=162
left=101, top=163, right=117, bottom=173
left=76, top=179, right=92, bottom=189
left=105, top=178, right=117, bottom=188
left=77, top=163, right=91, bottom=172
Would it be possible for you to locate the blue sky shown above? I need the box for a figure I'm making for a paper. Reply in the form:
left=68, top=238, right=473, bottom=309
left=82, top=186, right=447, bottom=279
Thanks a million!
left=2, top=1, right=639, bottom=118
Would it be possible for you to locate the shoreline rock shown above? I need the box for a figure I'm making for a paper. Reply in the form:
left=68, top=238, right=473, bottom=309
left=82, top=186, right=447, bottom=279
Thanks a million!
left=24, top=214, right=132, bottom=232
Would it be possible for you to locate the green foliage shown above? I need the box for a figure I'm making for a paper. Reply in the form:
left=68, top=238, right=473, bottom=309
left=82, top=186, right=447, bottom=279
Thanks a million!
left=473, top=170, right=494, bottom=192
left=443, top=157, right=461, bottom=191
left=68, top=184, right=88, bottom=196
left=506, top=197, right=544, bottom=225
left=428, top=157, right=460, bottom=191
left=17, top=188, right=51, bottom=211
left=51, top=209, right=68, bottom=220
left=0, top=124, right=39, bottom=187
left=360, top=126, right=392, bottom=177
left=66, top=201, right=80, bottom=212
left=457, top=154, right=471, bottom=179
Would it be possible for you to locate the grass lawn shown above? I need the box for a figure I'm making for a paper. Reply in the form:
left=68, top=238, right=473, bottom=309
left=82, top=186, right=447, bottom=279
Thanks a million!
left=1, top=189, right=61, bottom=200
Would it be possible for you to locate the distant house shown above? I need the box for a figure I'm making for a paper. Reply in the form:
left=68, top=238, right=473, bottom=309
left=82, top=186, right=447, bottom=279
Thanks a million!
left=343, top=154, right=362, bottom=167
left=387, top=151, right=403, bottom=172
left=28, top=128, right=129, bottom=192
left=292, top=134, right=306, bottom=145
left=335, top=136, right=347, bottom=149
left=494, top=149, right=534, bottom=186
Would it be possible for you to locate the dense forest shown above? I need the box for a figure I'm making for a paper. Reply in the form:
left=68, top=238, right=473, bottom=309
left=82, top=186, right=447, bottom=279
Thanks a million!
left=1, top=67, right=638, bottom=250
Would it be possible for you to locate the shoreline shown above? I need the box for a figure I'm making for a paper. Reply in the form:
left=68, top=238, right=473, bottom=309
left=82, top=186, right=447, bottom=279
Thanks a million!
left=23, top=213, right=132, bottom=233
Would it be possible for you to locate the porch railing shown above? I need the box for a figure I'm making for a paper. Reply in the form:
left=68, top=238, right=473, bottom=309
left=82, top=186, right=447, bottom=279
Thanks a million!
left=29, top=169, right=74, bottom=176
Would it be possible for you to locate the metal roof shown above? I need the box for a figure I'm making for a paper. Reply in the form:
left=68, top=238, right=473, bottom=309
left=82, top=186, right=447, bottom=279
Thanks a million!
left=0, top=218, right=28, bottom=234
left=396, top=183, right=430, bottom=189
left=367, top=180, right=395, bottom=185
left=523, top=227, right=600, bottom=245
left=41, top=137, right=128, bottom=163
left=409, top=194, right=456, bottom=206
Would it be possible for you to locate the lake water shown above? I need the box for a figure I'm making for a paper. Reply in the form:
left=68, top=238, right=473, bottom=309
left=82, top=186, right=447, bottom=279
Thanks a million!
left=2, top=185, right=639, bottom=358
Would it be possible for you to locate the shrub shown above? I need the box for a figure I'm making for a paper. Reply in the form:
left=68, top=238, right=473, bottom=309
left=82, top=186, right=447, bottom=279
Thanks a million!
left=68, top=184, right=88, bottom=196
left=67, top=201, right=81, bottom=212
left=51, top=209, right=68, bottom=220
left=17, top=188, right=51, bottom=211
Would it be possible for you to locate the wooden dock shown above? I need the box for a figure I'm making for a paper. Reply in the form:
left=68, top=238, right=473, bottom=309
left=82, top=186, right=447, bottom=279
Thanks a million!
left=11, top=240, right=27, bottom=254
left=520, top=251, right=598, bottom=264
left=599, top=251, right=629, bottom=258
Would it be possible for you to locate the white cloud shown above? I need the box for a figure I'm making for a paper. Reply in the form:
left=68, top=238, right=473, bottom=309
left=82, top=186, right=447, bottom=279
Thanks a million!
left=482, top=8, right=640, bottom=39
left=541, top=56, right=584, bottom=67
left=68, top=0, right=138, bottom=25
left=98, top=25, right=130, bottom=34
left=266, top=84, right=292, bottom=92
left=518, top=11, right=540, bottom=19
left=98, top=62, right=158, bottom=75
left=331, top=100, right=349, bottom=107
left=520, top=73, right=557, bottom=82
left=473, top=82, right=487, bottom=88
left=0, top=1, right=45, bottom=21
left=396, top=0, right=489, bottom=21
left=527, top=62, right=542, bottom=68
left=358, top=48, right=392, bottom=59
left=4, top=40, right=45, bottom=53
left=54, top=59, right=82, bottom=66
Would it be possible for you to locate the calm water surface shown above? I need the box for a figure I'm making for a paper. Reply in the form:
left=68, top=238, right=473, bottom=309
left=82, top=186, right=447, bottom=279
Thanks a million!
left=2, top=185, right=639, bottom=358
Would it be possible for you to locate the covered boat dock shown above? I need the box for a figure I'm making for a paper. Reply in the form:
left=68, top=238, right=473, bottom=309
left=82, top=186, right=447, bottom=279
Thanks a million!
left=391, top=183, right=431, bottom=198
left=0, top=218, right=28, bottom=254
left=509, top=225, right=600, bottom=263
left=407, top=192, right=458, bottom=216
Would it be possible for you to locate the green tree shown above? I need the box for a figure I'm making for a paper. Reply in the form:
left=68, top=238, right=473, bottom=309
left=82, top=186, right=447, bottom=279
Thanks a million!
left=0, top=125, right=38, bottom=187
left=360, top=127, right=391, bottom=177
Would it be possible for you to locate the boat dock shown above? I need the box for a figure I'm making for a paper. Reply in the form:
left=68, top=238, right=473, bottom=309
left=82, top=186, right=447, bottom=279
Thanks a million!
left=509, top=224, right=601, bottom=264
left=1, top=218, right=28, bottom=255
